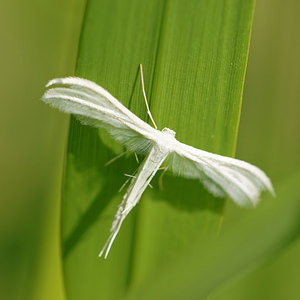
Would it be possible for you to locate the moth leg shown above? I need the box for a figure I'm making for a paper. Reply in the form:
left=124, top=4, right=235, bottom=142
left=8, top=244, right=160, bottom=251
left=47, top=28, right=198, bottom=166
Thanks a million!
left=124, top=174, right=136, bottom=178
left=119, top=171, right=153, bottom=192
left=158, top=166, right=169, bottom=190
left=118, top=177, right=131, bottom=193
left=104, top=150, right=130, bottom=167
left=105, top=150, right=139, bottom=167
left=134, top=151, right=139, bottom=163
left=124, top=173, right=153, bottom=188
left=118, top=169, right=139, bottom=192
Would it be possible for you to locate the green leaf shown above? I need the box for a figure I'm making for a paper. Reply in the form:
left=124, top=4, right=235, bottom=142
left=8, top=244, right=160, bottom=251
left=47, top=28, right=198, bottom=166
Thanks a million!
left=60, top=0, right=255, bottom=299
left=127, top=170, right=300, bottom=300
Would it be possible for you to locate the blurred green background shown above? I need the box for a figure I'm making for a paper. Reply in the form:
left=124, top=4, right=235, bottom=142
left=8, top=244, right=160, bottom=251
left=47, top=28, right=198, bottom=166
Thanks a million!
left=0, top=0, right=299, bottom=299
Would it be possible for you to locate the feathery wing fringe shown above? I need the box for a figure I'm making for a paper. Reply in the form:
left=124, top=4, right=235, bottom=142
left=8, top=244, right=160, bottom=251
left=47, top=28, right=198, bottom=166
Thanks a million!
left=169, top=142, right=275, bottom=207
left=42, top=77, right=156, bottom=154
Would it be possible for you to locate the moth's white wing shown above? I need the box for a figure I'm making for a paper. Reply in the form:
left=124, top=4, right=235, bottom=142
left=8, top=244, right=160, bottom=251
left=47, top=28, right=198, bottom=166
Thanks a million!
left=168, top=141, right=275, bottom=207
left=99, top=145, right=169, bottom=258
left=41, top=77, right=158, bottom=154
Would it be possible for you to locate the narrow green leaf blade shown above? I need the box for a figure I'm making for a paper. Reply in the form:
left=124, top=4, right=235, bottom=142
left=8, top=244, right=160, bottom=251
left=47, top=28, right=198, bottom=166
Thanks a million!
left=60, top=0, right=255, bottom=299
left=129, top=0, right=255, bottom=288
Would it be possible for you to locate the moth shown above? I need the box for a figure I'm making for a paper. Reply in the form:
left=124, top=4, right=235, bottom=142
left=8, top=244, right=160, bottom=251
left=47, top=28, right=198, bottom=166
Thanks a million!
left=41, top=65, right=274, bottom=258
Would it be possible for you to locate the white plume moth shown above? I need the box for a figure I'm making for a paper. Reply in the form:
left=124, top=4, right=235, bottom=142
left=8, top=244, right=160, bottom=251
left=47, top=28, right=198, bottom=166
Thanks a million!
left=41, top=65, right=274, bottom=258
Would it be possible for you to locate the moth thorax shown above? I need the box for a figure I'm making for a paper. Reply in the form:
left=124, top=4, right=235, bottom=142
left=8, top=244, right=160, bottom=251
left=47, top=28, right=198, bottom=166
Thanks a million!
left=162, top=127, right=176, bottom=137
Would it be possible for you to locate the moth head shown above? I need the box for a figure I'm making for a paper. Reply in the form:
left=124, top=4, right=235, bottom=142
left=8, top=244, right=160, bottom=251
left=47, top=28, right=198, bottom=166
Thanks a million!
left=162, top=127, right=176, bottom=137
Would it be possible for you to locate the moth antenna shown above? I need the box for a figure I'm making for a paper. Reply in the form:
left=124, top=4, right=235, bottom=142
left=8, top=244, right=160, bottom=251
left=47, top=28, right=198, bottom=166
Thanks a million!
left=140, top=64, right=157, bottom=129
